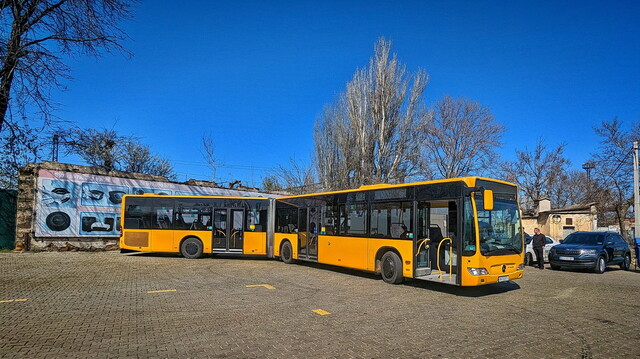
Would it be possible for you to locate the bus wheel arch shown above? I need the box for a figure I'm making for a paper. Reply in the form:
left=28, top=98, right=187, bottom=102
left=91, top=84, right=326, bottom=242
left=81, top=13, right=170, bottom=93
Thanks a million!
left=375, top=247, right=404, bottom=284
left=280, top=240, right=294, bottom=264
left=180, top=236, right=204, bottom=259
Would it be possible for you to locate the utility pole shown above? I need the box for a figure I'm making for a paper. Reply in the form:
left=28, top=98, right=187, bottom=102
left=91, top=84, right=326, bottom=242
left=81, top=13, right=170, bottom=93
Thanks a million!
left=52, top=134, right=59, bottom=162
left=634, top=141, right=639, bottom=240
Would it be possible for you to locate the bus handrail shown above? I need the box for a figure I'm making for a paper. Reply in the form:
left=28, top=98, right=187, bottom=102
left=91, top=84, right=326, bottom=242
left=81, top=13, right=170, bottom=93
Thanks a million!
left=415, top=238, right=430, bottom=257
left=436, top=238, right=453, bottom=280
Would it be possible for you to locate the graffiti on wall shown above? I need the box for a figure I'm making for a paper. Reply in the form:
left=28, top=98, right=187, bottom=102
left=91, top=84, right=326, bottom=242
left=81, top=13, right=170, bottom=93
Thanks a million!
left=36, top=169, right=267, bottom=238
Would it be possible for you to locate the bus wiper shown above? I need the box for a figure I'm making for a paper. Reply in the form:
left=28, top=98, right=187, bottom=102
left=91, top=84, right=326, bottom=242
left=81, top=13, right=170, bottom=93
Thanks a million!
left=499, top=243, right=520, bottom=251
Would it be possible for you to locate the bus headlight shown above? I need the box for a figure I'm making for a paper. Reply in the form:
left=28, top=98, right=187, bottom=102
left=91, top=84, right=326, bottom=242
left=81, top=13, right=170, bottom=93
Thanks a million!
left=467, top=267, right=488, bottom=276
left=517, top=263, right=525, bottom=270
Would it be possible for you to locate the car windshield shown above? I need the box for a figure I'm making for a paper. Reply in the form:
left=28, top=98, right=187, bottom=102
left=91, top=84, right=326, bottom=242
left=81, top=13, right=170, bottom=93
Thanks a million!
left=562, top=233, right=604, bottom=246
left=476, top=196, right=523, bottom=256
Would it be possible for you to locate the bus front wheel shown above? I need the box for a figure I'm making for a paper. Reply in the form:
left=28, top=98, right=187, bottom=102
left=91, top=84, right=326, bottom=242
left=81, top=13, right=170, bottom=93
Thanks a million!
left=381, top=251, right=404, bottom=284
left=181, top=238, right=203, bottom=259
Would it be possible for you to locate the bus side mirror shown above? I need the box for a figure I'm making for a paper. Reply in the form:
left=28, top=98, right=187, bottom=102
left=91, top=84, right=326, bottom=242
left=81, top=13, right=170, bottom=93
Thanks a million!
left=483, top=189, right=494, bottom=211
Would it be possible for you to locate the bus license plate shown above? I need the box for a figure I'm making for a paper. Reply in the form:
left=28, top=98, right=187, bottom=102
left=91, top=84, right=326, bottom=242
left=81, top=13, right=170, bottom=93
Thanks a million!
left=498, top=276, right=509, bottom=282
left=559, top=256, right=574, bottom=261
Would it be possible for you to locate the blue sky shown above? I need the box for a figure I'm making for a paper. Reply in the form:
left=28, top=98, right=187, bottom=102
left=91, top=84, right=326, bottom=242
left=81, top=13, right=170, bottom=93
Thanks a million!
left=55, top=0, right=640, bottom=187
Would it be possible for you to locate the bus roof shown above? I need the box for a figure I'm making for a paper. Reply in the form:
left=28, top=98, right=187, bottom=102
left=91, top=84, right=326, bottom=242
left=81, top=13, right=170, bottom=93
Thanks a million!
left=277, top=176, right=516, bottom=200
left=123, top=194, right=270, bottom=201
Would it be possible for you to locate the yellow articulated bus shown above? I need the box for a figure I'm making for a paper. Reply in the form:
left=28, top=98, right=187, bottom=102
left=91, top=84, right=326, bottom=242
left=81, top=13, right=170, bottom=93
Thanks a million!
left=120, top=177, right=524, bottom=287
left=119, top=195, right=273, bottom=258
left=273, top=177, right=525, bottom=286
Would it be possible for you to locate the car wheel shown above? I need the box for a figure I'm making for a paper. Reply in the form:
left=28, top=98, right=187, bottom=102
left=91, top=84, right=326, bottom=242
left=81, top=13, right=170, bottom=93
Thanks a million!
left=525, top=253, right=533, bottom=266
left=594, top=256, right=606, bottom=274
left=620, top=253, right=631, bottom=271
left=380, top=251, right=404, bottom=284
left=280, top=241, right=294, bottom=264
left=550, top=264, right=560, bottom=270
left=180, top=237, right=203, bottom=259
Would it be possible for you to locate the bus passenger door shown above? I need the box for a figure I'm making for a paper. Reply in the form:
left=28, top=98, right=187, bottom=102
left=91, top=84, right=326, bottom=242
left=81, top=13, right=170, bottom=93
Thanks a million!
left=298, top=208, right=308, bottom=259
left=229, top=209, right=244, bottom=251
left=212, top=208, right=228, bottom=252
left=416, top=201, right=459, bottom=283
left=307, top=207, right=320, bottom=260
left=416, top=202, right=432, bottom=276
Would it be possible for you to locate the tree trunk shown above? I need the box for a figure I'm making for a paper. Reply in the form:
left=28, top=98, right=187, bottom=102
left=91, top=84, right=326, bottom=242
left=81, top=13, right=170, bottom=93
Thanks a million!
left=0, top=16, right=25, bottom=133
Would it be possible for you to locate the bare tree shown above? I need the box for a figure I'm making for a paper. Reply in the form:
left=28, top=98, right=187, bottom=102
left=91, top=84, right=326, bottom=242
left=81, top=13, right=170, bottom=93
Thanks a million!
left=201, top=133, right=217, bottom=182
left=260, top=175, right=282, bottom=192
left=68, top=127, right=122, bottom=171
left=120, top=141, right=174, bottom=179
left=0, top=0, right=134, bottom=133
left=270, top=157, right=316, bottom=195
left=421, top=95, right=504, bottom=179
left=0, top=123, right=44, bottom=188
left=501, top=139, right=570, bottom=209
left=547, top=169, right=589, bottom=208
left=589, top=118, right=640, bottom=238
left=314, top=102, right=353, bottom=190
left=314, top=38, right=428, bottom=190
left=67, top=127, right=175, bottom=178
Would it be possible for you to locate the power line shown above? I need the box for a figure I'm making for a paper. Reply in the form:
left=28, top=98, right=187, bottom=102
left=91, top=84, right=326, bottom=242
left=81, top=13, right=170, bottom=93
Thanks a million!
left=601, top=147, right=633, bottom=184
left=170, top=159, right=273, bottom=171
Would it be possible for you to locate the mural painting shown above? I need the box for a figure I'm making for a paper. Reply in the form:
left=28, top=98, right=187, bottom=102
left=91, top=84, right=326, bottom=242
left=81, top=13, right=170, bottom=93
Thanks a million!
left=36, top=169, right=265, bottom=238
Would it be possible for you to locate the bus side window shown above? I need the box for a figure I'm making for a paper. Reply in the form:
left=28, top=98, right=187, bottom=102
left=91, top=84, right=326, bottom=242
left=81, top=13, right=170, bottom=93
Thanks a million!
left=125, top=218, right=141, bottom=229
left=276, top=207, right=298, bottom=233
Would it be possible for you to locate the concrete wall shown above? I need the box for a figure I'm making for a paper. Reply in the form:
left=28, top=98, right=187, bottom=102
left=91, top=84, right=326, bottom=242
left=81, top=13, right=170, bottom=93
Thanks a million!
left=522, top=211, right=597, bottom=240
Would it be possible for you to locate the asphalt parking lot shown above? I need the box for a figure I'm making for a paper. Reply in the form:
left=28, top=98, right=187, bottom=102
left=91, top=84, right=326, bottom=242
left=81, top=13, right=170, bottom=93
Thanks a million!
left=1, top=251, right=639, bottom=358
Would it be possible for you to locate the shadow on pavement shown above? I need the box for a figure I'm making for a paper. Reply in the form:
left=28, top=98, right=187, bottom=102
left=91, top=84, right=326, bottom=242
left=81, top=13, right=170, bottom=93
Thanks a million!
left=406, top=278, right=521, bottom=297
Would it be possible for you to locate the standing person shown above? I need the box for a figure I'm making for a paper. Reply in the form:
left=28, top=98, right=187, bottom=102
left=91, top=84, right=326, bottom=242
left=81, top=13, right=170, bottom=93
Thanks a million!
left=532, top=228, right=546, bottom=270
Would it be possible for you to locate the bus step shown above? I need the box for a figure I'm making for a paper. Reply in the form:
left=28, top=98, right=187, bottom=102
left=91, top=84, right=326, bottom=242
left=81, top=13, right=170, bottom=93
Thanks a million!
left=414, top=272, right=457, bottom=284
left=415, top=267, right=432, bottom=276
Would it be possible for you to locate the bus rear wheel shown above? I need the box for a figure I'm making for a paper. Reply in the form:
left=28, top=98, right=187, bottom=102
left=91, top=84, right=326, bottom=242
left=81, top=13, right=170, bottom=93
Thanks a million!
left=181, top=238, right=203, bottom=259
left=280, top=241, right=294, bottom=264
left=380, top=251, right=404, bottom=284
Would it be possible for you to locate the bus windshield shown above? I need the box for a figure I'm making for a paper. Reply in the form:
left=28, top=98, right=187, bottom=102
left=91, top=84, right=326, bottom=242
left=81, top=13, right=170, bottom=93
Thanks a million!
left=476, top=196, right=522, bottom=256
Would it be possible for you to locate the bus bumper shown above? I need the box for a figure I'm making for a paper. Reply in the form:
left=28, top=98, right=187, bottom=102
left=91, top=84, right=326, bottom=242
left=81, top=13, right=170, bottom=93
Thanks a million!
left=462, top=269, right=524, bottom=286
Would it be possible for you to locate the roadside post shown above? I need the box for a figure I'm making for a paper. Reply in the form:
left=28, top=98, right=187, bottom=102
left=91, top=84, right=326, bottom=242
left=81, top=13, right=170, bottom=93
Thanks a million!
left=634, top=141, right=640, bottom=270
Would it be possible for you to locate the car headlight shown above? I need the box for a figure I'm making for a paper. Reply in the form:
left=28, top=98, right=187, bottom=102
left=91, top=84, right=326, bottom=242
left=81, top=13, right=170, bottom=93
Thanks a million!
left=467, top=267, right=489, bottom=276
left=581, top=249, right=597, bottom=255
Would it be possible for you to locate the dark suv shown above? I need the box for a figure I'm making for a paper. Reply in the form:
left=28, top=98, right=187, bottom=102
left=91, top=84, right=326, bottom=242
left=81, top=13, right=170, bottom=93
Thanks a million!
left=548, top=231, right=632, bottom=273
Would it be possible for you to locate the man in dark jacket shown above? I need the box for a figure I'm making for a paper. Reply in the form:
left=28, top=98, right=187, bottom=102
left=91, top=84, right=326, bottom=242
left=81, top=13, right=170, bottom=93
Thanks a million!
left=532, top=228, right=546, bottom=270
